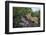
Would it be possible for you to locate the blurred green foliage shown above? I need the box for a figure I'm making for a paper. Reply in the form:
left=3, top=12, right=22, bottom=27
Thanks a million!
left=13, top=7, right=32, bottom=16
left=31, top=10, right=40, bottom=17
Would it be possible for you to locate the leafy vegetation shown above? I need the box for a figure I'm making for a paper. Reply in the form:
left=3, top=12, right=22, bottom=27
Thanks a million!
left=31, top=10, right=40, bottom=17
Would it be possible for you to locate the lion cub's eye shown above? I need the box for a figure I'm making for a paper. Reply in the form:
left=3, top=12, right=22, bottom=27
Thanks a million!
left=32, top=21, right=34, bottom=23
